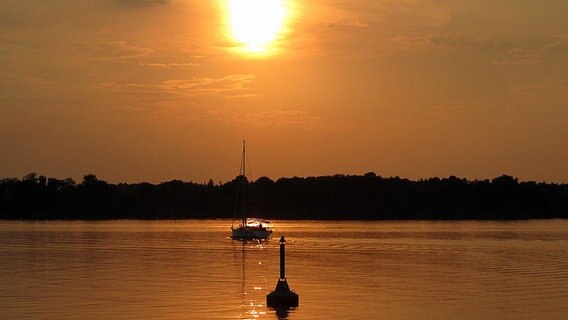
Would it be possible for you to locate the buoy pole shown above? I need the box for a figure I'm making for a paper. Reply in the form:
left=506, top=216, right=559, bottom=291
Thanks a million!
left=266, top=236, right=299, bottom=309
left=280, top=237, right=285, bottom=280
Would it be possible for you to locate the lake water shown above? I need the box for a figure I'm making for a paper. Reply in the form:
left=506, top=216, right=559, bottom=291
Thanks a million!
left=0, top=220, right=566, bottom=319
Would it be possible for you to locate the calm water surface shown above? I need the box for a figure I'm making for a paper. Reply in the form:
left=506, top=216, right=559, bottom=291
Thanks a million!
left=0, top=220, right=566, bottom=319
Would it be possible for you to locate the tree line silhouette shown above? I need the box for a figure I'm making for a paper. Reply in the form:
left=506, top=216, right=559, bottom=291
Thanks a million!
left=0, top=172, right=566, bottom=220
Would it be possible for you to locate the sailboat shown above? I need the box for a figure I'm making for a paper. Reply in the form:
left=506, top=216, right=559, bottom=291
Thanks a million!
left=231, top=140, right=273, bottom=240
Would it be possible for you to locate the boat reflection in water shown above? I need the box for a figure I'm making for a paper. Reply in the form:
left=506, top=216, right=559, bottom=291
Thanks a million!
left=234, top=240, right=266, bottom=319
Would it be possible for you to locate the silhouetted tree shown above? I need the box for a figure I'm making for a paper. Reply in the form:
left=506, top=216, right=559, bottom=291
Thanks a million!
left=0, top=172, right=566, bottom=220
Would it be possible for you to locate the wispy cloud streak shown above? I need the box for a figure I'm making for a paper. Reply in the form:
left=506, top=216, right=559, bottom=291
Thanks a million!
left=97, top=74, right=255, bottom=96
left=494, top=34, right=568, bottom=65
left=78, top=41, right=154, bottom=60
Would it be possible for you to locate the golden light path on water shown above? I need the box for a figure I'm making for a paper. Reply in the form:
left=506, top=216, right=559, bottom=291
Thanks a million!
left=224, top=0, right=291, bottom=55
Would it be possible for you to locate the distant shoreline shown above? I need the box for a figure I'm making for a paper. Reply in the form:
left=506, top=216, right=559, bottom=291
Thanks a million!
left=1, top=172, right=567, bottom=220
left=1, top=217, right=566, bottom=222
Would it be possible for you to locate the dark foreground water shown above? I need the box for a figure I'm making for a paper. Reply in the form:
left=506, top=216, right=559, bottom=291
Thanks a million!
left=0, top=220, right=566, bottom=319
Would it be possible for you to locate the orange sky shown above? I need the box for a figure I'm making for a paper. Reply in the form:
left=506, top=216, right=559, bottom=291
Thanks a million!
left=1, top=0, right=567, bottom=183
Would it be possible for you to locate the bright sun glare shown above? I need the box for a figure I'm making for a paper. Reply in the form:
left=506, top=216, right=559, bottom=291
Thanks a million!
left=227, top=0, right=288, bottom=54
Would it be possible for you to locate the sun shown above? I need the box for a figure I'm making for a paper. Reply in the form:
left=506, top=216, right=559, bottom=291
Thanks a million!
left=226, top=0, right=288, bottom=55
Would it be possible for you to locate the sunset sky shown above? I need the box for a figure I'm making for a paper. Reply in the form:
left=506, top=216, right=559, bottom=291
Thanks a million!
left=1, top=0, right=567, bottom=183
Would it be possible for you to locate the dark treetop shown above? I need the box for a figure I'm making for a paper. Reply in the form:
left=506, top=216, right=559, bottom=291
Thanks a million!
left=0, top=172, right=566, bottom=220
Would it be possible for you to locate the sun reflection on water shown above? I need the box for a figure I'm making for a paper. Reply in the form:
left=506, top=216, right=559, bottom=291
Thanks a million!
left=233, top=239, right=273, bottom=319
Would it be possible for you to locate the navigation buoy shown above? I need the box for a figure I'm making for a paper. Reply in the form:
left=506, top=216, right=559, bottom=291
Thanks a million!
left=266, top=236, right=299, bottom=308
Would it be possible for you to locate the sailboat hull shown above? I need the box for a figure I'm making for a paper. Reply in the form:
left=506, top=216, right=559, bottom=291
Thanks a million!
left=231, top=226, right=272, bottom=239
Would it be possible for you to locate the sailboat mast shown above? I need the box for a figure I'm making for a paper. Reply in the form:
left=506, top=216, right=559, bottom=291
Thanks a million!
left=242, top=140, right=246, bottom=177
left=241, top=140, right=246, bottom=226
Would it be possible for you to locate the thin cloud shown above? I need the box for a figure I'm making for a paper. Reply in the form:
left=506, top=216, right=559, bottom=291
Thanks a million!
left=161, top=74, right=254, bottom=94
left=97, top=74, right=255, bottom=96
left=0, top=37, right=41, bottom=56
left=327, top=19, right=369, bottom=29
left=78, top=41, right=154, bottom=60
left=392, top=34, right=433, bottom=49
left=508, top=79, right=568, bottom=105
left=393, top=33, right=502, bottom=50
left=115, top=0, right=170, bottom=8
left=138, top=62, right=200, bottom=68
left=240, top=110, right=322, bottom=129
left=224, top=93, right=262, bottom=99
left=493, top=34, right=568, bottom=65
